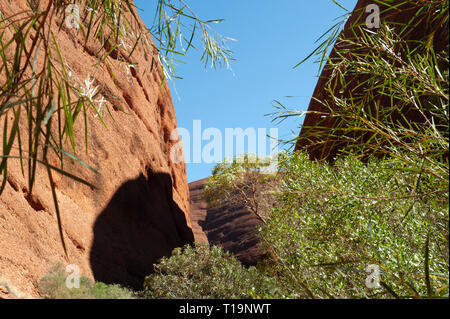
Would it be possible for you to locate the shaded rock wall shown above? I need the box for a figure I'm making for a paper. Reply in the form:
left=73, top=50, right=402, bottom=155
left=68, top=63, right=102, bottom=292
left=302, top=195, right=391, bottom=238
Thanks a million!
left=189, top=179, right=266, bottom=266
left=0, top=0, right=193, bottom=296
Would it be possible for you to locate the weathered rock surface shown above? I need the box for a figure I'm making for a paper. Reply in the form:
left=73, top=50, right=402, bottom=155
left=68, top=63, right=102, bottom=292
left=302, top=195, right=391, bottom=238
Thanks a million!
left=296, top=0, right=448, bottom=159
left=189, top=179, right=266, bottom=266
left=0, top=0, right=193, bottom=296
left=0, top=283, right=17, bottom=299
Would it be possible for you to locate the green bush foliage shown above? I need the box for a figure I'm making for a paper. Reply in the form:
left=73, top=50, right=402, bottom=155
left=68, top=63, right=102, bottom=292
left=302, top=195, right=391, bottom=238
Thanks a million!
left=257, top=0, right=449, bottom=299
left=143, top=244, right=284, bottom=299
left=260, top=152, right=448, bottom=298
left=203, top=154, right=278, bottom=222
left=38, top=263, right=135, bottom=299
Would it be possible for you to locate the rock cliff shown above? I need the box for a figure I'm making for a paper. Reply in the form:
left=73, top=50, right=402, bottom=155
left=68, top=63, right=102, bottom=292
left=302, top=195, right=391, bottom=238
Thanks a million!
left=0, top=0, right=193, bottom=296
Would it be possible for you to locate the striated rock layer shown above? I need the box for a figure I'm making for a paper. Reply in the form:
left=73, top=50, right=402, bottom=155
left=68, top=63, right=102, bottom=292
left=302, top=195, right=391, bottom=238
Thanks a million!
left=0, top=0, right=193, bottom=296
left=189, top=179, right=266, bottom=266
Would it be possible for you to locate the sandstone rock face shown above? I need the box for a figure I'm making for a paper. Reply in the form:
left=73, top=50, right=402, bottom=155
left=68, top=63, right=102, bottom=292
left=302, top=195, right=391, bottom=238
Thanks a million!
left=295, top=0, right=448, bottom=159
left=189, top=179, right=266, bottom=266
left=0, top=0, right=193, bottom=296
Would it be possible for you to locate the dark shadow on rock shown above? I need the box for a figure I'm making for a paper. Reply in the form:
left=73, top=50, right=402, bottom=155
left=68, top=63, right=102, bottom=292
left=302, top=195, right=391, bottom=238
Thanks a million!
left=90, top=170, right=194, bottom=290
left=188, top=178, right=267, bottom=266
left=203, top=203, right=267, bottom=266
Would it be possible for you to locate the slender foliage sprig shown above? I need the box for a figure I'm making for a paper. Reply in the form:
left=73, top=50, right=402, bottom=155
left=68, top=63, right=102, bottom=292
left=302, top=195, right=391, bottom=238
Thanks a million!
left=149, top=0, right=236, bottom=80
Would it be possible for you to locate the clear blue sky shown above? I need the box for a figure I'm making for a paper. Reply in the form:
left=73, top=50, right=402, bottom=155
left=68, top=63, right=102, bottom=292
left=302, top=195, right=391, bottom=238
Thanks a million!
left=134, top=0, right=357, bottom=182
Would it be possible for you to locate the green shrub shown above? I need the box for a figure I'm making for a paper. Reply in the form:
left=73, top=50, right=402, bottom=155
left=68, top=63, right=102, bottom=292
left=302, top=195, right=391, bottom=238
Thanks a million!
left=38, top=263, right=135, bottom=299
left=203, top=154, right=279, bottom=223
left=264, top=1, right=448, bottom=299
left=260, top=152, right=449, bottom=299
left=143, top=244, right=284, bottom=299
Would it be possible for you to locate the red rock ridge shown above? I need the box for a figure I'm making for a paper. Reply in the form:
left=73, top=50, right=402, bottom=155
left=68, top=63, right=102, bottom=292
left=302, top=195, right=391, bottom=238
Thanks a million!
left=0, top=0, right=193, bottom=296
